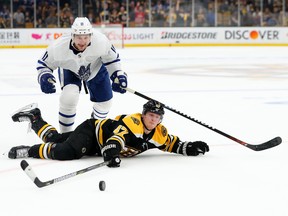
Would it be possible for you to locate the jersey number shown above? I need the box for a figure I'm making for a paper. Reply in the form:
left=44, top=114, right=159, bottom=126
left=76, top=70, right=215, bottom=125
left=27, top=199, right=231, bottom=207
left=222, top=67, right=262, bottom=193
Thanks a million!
left=113, top=125, right=129, bottom=138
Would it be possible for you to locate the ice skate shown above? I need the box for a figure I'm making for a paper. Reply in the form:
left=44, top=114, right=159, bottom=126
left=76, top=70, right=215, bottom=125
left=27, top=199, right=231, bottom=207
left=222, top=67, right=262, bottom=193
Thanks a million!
left=8, top=145, right=30, bottom=159
left=11, top=103, right=41, bottom=123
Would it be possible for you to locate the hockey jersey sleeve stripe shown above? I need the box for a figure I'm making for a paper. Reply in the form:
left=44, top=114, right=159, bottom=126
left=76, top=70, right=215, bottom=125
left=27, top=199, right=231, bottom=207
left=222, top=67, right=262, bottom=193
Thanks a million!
left=167, top=135, right=179, bottom=152
left=37, top=60, right=53, bottom=71
left=95, top=122, right=103, bottom=145
left=103, top=58, right=120, bottom=66
left=95, top=119, right=109, bottom=145
left=157, top=135, right=179, bottom=152
left=111, top=45, right=116, bottom=53
left=37, top=66, right=48, bottom=70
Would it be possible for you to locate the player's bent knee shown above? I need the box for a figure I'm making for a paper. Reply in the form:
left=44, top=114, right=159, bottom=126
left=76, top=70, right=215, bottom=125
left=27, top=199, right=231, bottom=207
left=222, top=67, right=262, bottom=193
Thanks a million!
left=93, top=99, right=112, bottom=113
left=92, top=99, right=113, bottom=119
left=60, top=84, right=80, bottom=108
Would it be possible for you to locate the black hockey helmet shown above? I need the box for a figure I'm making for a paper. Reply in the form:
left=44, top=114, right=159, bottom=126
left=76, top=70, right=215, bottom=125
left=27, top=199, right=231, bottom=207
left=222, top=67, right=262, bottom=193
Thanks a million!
left=142, top=100, right=165, bottom=118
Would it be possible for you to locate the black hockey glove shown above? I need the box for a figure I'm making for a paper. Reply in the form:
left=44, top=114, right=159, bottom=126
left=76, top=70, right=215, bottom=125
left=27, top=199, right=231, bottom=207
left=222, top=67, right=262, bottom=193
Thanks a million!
left=180, top=141, right=209, bottom=156
left=110, top=71, right=127, bottom=94
left=108, top=155, right=121, bottom=168
left=101, top=142, right=121, bottom=168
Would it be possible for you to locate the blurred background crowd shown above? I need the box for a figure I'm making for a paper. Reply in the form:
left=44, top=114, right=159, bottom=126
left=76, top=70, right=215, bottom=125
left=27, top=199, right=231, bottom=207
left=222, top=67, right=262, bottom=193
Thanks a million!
left=1, top=0, right=288, bottom=28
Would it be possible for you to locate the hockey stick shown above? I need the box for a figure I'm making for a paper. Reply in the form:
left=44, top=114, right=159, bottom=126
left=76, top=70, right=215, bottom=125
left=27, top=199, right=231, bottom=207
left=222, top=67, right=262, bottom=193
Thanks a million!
left=20, top=160, right=109, bottom=188
left=125, top=87, right=282, bottom=151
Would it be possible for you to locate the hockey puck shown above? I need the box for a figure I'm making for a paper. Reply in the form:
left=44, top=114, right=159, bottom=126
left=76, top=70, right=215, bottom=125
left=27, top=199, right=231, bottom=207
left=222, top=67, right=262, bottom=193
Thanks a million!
left=99, top=180, right=106, bottom=191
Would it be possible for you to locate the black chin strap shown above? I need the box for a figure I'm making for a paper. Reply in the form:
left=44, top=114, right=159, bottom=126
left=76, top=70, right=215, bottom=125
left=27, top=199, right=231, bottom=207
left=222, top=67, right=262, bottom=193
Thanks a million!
left=141, top=117, right=152, bottom=132
left=142, top=119, right=152, bottom=132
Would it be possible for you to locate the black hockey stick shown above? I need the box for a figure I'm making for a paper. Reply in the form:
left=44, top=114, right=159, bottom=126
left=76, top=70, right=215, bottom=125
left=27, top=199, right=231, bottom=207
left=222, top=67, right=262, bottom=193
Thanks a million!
left=20, top=160, right=109, bottom=188
left=125, top=87, right=282, bottom=151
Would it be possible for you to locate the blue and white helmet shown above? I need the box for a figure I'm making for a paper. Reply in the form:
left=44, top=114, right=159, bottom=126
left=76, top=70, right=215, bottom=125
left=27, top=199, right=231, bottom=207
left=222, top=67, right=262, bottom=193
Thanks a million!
left=71, top=17, right=93, bottom=35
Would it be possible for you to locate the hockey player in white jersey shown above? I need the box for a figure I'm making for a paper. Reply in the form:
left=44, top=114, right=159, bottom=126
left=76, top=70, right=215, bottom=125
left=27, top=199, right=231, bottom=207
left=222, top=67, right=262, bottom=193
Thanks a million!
left=36, top=17, right=127, bottom=132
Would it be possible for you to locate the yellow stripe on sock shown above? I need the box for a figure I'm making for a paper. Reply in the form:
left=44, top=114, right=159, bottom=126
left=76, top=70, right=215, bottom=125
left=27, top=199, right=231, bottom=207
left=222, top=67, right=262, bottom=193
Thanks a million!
left=39, top=143, right=45, bottom=159
left=37, top=124, right=50, bottom=137
left=47, top=143, right=52, bottom=158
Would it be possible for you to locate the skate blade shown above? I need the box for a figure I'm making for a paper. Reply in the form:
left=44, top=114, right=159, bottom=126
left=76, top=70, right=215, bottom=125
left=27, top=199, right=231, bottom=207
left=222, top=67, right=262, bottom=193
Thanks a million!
left=10, top=103, right=38, bottom=117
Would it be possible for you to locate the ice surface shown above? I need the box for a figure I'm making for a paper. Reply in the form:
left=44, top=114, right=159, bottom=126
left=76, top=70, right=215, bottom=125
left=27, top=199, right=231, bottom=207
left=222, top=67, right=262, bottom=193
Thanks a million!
left=0, top=46, right=287, bottom=216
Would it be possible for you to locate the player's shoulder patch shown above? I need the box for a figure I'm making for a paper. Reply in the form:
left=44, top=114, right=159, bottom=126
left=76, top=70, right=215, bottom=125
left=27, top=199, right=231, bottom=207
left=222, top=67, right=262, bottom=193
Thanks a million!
left=130, top=116, right=140, bottom=125
left=121, top=113, right=143, bottom=135
left=125, top=113, right=141, bottom=123
left=160, top=125, right=167, bottom=136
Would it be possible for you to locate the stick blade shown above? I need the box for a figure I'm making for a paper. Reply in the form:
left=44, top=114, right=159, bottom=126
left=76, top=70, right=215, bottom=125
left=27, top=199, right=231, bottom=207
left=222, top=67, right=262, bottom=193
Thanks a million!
left=246, top=136, right=282, bottom=151
left=20, top=160, right=45, bottom=188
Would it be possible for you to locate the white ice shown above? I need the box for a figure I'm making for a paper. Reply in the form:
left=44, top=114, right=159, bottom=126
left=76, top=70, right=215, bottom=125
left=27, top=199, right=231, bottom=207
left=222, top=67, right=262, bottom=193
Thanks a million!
left=0, top=46, right=287, bottom=216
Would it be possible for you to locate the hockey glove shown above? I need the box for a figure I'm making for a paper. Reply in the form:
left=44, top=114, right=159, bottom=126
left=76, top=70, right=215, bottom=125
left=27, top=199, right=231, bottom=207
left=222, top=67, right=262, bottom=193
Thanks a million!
left=180, top=141, right=209, bottom=156
left=110, top=71, right=127, bottom=94
left=39, top=73, right=56, bottom=94
left=102, top=142, right=121, bottom=168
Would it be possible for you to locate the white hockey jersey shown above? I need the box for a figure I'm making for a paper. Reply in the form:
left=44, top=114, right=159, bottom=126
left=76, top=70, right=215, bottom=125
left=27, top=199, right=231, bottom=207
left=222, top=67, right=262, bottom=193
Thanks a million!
left=36, top=30, right=122, bottom=83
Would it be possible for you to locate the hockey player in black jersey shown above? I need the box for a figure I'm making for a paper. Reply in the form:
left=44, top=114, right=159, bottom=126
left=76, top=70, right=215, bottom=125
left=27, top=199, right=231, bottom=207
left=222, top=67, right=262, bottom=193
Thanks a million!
left=8, top=100, right=209, bottom=167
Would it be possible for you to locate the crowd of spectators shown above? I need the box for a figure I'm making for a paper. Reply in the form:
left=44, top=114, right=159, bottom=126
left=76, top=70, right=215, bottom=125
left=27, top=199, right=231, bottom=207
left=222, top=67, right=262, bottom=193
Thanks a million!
left=0, top=0, right=288, bottom=28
